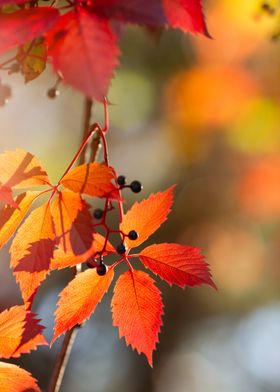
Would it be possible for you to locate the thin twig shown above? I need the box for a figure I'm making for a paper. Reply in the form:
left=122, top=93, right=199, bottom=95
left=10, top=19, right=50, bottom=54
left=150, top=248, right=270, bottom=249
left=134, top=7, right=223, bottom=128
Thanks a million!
left=48, top=97, right=93, bottom=392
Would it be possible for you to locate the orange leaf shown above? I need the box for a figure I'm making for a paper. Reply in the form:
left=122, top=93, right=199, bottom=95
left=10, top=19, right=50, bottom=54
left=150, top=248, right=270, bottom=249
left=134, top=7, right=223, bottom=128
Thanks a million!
left=0, top=191, right=40, bottom=249
left=60, top=163, right=116, bottom=198
left=111, top=270, right=163, bottom=367
left=0, top=149, right=49, bottom=189
left=51, top=233, right=115, bottom=270
left=120, top=186, right=175, bottom=249
left=52, top=268, right=114, bottom=343
left=52, top=191, right=94, bottom=255
left=0, top=305, right=46, bottom=359
left=10, top=202, right=56, bottom=303
left=0, top=361, right=40, bottom=392
left=139, top=243, right=216, bottom=289
left=0, top=306, right=25, bottom=359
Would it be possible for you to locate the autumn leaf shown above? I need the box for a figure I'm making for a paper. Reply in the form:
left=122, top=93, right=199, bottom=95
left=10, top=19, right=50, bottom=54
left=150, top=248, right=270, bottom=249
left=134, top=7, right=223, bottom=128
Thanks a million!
left=162, top=0, right=210, bottom=36
left=51, top=232, right=115, bottom=270
left=10, top=202, right=56, bottom=303
left=92, top=0, right=166, bottom=26
left=51, top=191, right=94, bottom=255
left=18, top=38, right=47, bottom=82
left=112, top=269, right=163, bottom=367
left=0, top=305, right=46, bottom=359
left=0, top=7, right=59, bottom=55
left=52, top=268, right=114, bottom=343
left=0, top=149, right=50, bottom=189
left=92, top=0, right=209, bottom=36
left=46, top=8, right=120, bottom=101
left=0, top=362, right=40, bottom=392
left=0, top=191, right=40, bottom=249
left=120, top=186, right=175, bottom=249
left=60, top=162, right=116, bottom=198
left=139, top=243, right=216, bottom=289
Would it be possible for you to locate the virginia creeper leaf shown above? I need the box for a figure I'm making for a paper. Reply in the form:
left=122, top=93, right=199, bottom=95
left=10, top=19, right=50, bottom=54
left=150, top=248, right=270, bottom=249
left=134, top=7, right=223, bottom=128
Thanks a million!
left=60, top=162, right=117, bottom=198
left=52, top=268, right=114, bottom=343
left=51, top=191, right=94, bottom=255
left=0, top=362, right=40, bottom=392
left=0, top=149, right=49, bottom=188
left=162, top=0, right=210, bottom=36
left=46, top=8, right=120, bottom=101
left=112, top=269, right=163, bottom=367
left=120, top=185, right=175, bottom=249
left=0, top=305, right=46, bottom=359
left=10, top=202, right=56, bottom=303
left=18, top=38, right=47, bottom=82
left=0, top=7, right=59, bottom=55
left=0, top=191, right=40, bottom=249
left=92, top=0, right=166, bottom=26
left=139, top=243, right=216, bottom=289
left=51, top=233, right=115, bottom=270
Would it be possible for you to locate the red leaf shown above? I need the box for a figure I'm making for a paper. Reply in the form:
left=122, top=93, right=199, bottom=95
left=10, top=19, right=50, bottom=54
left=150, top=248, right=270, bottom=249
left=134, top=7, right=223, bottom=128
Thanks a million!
left=0, top=8, right=59, bottom=55
left=10, top=202, right=56, bottom=303
left=0, top=191, right=40, bottom=250
left=60, top=162, right=117, bottom=198
left=120, top=185, right=175, bottom=250
left=92, top=0, right=209, bottom=36
left=0, top=305, right=46, bottom=359
left=92, top=0, right=166, bottom=26
left=0, top=362, right=40, bottom=392
left=46, top=9, right=120, bottom=101
left=0, top=149, right=50, bottom=189
left=112, top=269, right=163, bottom=366
left=162, top=0, right=210, bottom=36
left=139, top=243, right=216, bottom=289
left=52, top=268, right=114, bottom=343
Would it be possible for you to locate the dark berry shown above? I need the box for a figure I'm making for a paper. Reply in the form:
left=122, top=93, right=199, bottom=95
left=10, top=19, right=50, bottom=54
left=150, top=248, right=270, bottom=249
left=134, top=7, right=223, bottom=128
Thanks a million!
left=116, top=243, right=126, bottom=254
left=93, top=208, right=103, bottom=219
left=96, top=263, right=107, bottom=276
left=9, top=62, right=20, bottom=73
left=130, top=180, right=142, bottom=193
left=128, top=230, right=139, bottom=240
left=47, top=87, right=59, bottom=99
left=117, top=175, right=126, bottom=186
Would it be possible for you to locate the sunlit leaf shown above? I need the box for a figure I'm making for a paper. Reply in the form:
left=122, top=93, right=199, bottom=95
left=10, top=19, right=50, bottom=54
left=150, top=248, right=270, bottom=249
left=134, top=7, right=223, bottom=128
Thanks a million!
left=112, top=269, right=163, bottom=367
left=120, top=186, right=175, bottom=249
left=52, top=268, right=114, bottom=343
left=139, top=243, right=216, bottom=289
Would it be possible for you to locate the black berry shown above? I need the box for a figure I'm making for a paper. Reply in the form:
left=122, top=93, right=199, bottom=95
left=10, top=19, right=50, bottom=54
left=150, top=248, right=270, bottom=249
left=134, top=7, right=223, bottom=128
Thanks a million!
left=128, top=230, right=139, bottom=240
left=130, top=180, right=142, bottom=193
left=116, top=243, right=126, bottom=254
left=117, top=175, right=126, bottom=186
left=47, top=87, right=59, bottom=99
left=96, top=263, right=107, bottom=276
left=93, top=208, right=103, bottom=219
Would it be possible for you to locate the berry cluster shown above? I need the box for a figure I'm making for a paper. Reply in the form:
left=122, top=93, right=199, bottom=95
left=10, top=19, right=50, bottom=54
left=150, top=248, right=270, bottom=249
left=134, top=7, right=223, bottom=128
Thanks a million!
left=91, top=174, right=142, bottom=274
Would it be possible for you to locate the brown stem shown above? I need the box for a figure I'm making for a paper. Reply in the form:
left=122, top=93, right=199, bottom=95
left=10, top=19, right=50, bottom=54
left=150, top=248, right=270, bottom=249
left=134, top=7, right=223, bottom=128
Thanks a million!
left=48, top=97, right=93, bottom=392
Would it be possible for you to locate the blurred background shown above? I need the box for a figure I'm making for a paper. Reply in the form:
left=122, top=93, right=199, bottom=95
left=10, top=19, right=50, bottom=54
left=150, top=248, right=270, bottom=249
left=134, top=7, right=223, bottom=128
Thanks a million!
left=2, top=0, right=280, bottom=391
